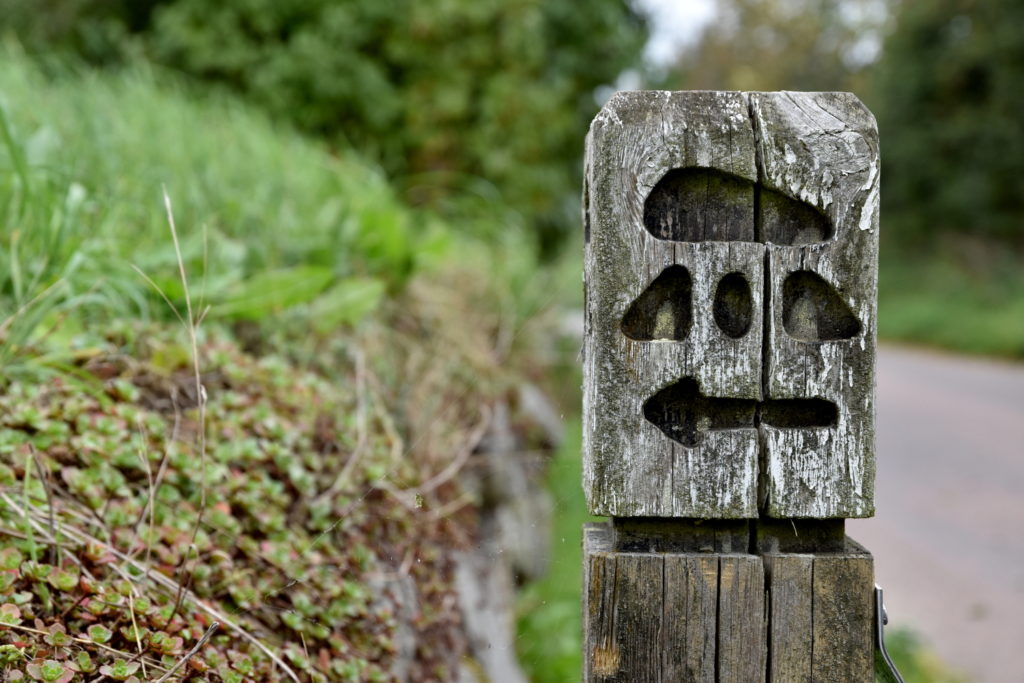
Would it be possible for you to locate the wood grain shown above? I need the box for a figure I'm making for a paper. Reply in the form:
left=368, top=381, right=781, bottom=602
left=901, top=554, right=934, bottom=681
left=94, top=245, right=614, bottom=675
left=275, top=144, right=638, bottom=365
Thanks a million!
left=763, top=543, right=874, bottom=682
left=583, top=523, right=767, bottom=682
left=764, top=553, right=814, bottom=681
left=583, top=91, right=878, bottom=519
left=810, top=545, right=874, bottom=681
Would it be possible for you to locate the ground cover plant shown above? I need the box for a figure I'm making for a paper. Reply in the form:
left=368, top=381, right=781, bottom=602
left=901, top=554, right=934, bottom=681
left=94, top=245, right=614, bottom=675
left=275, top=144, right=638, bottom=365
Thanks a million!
left=0, top=49, right=559, bottom=681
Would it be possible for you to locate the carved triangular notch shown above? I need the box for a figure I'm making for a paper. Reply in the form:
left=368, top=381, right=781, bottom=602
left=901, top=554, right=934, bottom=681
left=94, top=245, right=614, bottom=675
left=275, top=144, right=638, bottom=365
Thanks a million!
left=782, top=270, right=861, bottom=341
left=759, top=187, right=833, bottom=245
left=621, top=265, right=693, bottom=341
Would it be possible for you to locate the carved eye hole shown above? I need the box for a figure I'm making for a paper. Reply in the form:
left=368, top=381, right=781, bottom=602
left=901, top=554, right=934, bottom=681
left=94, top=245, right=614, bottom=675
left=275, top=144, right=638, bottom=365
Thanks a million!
left=643, top=168, right=754, bottom=242
left=621, top=265, right=692, bottom=341
left=782, top=270, right=861, bottom=341
left=642, top=167, right=833, bottom=245
left=713, top=272, right=753, bottom=338
left=760, top=188, right=832, bottom=245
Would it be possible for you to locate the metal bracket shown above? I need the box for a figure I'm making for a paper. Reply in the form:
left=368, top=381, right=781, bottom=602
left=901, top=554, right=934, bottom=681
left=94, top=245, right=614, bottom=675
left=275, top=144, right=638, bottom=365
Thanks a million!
left=874, top=585, right=905, bottom=683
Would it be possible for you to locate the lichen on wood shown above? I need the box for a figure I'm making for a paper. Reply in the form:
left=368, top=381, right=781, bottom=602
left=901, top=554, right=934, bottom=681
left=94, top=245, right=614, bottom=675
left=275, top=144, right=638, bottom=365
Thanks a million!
left=583, top=90, right=879, bottom=520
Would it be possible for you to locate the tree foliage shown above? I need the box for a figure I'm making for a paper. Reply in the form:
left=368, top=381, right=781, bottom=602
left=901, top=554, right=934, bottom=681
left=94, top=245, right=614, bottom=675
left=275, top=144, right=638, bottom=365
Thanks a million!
left=665, top=0, right=887, bottom=93
left=872, top=0, right=1024, bottom=247
left=1, top=0, right=646, bottom=248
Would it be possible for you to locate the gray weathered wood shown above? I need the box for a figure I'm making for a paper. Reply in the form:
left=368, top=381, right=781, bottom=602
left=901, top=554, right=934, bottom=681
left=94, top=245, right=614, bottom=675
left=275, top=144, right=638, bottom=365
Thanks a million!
left=717, top=555, right=767, bottom=681
left=583, top=523, right=766, bottom=682
left=752, top=92, right=879, bottom=518
left=583, top=90, right=878, bottom=519
left=584, top=527, right=875, bottom=682
left=662, top=553, right=718, bottom=681
left=612, top=517, right=749, bottom=553
left=811, top=542, right=874, bottom=681
left=764, top=553, right=814, bottom=681
left=763, top=542, right=874, bottom=682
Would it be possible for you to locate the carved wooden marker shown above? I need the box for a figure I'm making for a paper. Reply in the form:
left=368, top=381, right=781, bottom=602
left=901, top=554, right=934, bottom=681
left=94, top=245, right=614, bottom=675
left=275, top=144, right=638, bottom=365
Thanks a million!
left=582, top=91, right=880, bottom=681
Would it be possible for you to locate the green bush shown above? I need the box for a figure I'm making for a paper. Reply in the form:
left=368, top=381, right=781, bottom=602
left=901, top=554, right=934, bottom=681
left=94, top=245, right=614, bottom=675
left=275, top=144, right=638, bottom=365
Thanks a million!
left=1, top=0, right=647, bottom=249
left=873, top=0, right=1024, bottom=247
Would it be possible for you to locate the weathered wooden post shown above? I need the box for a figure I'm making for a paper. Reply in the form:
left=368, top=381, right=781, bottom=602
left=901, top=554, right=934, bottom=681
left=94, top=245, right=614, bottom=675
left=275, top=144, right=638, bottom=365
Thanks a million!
left=582, top=91, right=880, bottom=681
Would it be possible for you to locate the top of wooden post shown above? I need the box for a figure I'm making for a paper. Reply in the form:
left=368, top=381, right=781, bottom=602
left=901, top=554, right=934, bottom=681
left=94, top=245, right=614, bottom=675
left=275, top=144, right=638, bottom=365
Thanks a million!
left=582, top=91, right=879, bottom=520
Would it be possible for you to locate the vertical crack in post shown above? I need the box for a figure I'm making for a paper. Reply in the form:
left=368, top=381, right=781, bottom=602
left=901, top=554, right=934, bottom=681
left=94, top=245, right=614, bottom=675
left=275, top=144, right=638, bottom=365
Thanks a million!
left=714, top=557, right=723, bottom=683
left=660, top=556, right=667, bottom=676
left=765, top=568, right=773, bottom=683
left=748, top=95, right=773, bottom=516
left=809, top=558, right=816, bottom=677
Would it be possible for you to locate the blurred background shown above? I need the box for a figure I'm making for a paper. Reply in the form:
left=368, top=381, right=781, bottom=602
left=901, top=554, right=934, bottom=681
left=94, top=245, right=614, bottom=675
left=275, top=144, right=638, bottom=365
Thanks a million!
left=1, top=0, right=1021, bottom=680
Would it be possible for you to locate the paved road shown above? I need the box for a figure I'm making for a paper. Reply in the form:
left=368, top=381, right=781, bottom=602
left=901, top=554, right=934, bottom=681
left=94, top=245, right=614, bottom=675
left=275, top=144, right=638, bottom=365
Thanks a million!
left=848, top=346, right=1024, bottom=682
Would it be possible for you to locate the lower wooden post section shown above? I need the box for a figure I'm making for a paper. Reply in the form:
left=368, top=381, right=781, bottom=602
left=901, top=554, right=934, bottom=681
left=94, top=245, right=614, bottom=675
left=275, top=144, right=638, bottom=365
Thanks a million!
left=583, top=523, right=874, bottom=682
left=583, top=524, right=765, bottom=682
left=763, top=540, right=874, bottom=682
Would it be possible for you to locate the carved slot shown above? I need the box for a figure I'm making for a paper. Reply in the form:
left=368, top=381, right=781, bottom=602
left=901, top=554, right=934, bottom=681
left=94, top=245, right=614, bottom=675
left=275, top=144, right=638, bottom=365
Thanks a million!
left=782, top=271, right=861, bottom=341
left=620, top=265, right=693, bottom=341
left=643, top=168, right=755, bottom=242
left=760, top=398, right=838, bottom=428
left=713, top=272, right=753, bottom=338
left=759, top=187, right=832, bottom=245
left=643, top=378, right=840, bottom=447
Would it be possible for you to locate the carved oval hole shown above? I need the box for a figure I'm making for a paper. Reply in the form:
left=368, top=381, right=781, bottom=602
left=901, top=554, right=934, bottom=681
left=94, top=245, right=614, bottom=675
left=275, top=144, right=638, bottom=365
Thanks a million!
left=713, top=272, right=753, bottom=338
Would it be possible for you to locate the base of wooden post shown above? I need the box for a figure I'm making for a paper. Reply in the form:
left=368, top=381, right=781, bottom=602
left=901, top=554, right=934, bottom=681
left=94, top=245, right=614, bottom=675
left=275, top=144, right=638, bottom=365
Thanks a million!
left=583, top=523, right=874, bottom=682
left=763, top=539, right=874, bottom=682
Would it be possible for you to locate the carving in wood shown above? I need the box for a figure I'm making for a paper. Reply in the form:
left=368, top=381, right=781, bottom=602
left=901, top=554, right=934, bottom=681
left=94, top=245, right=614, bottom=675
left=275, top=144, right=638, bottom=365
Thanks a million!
left=582, top=90, right=880, bottom=519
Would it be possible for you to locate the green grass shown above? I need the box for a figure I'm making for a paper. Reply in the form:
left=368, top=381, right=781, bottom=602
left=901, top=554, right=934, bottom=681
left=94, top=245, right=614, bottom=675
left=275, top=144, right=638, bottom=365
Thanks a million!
left=0, top=45, right=456, bottom=380
left=879, top=246, right=1024, bottom=358
left=0, top=47, right=549, bottom=680
left=516, top=417, right=596, bottom=682
left=885, top=628, right=967, bottom=683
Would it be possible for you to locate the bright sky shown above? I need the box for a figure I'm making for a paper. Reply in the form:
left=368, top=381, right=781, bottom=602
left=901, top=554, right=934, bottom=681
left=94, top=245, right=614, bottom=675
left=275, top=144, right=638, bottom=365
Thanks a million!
left=633, top=0, right=719, bottom=66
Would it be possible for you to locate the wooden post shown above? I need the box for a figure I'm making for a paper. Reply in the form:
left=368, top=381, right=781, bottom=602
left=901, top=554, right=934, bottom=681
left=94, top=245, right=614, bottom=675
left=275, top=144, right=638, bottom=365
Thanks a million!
left=582, top=91, right=880, bottom=681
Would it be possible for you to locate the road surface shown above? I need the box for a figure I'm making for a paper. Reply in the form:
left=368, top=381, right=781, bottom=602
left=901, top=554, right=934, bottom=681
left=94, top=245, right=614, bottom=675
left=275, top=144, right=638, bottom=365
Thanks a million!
left=848, top=346, right=1024, bottom=682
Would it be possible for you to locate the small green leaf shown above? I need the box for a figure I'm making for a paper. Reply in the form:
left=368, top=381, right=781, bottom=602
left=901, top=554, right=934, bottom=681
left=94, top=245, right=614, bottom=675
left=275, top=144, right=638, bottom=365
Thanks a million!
left=44, top=624, right=69, bottom=647
left=46, top=567, right=78, bottom=592
left=75, top=651, right=96, bottom=673
left=98, top=659, right=139, bottom=680
left=0, top=603, right=22, bottom=626
left=87, top=623, right=112, bottom=644
left=307, top=277, right=385, bottom=331
left=0, top=572, right=17, bottom=592
left=0, top=547, right=23, bottom=571
left=38, top=660, right=68, bottom=683
left=218, top=265, right=334, bottom=319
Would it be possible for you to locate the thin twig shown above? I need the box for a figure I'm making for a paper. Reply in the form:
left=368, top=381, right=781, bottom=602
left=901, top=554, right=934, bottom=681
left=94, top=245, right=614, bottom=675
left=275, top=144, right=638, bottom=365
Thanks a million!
left=129, top=415, right=159, bottom=582
left=128, top=593, right=146, bottom=679
left=23, top=511, right=301, bottom=682
left=153, top=622, right=220, bottom=683
left=312, top=348, right=369, bottom=505
left=406, top=406, right=491, bottom=498
left=29, top=446, right=60, bottom=565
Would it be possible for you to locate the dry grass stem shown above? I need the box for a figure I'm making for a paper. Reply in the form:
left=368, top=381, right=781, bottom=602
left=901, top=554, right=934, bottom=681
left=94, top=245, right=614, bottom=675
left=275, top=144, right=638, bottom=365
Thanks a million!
left=153, top=621, right=220, bottom=683
left=313, top=347, right=369, bottom=505
left=1, top=492, right=302, bottom=682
